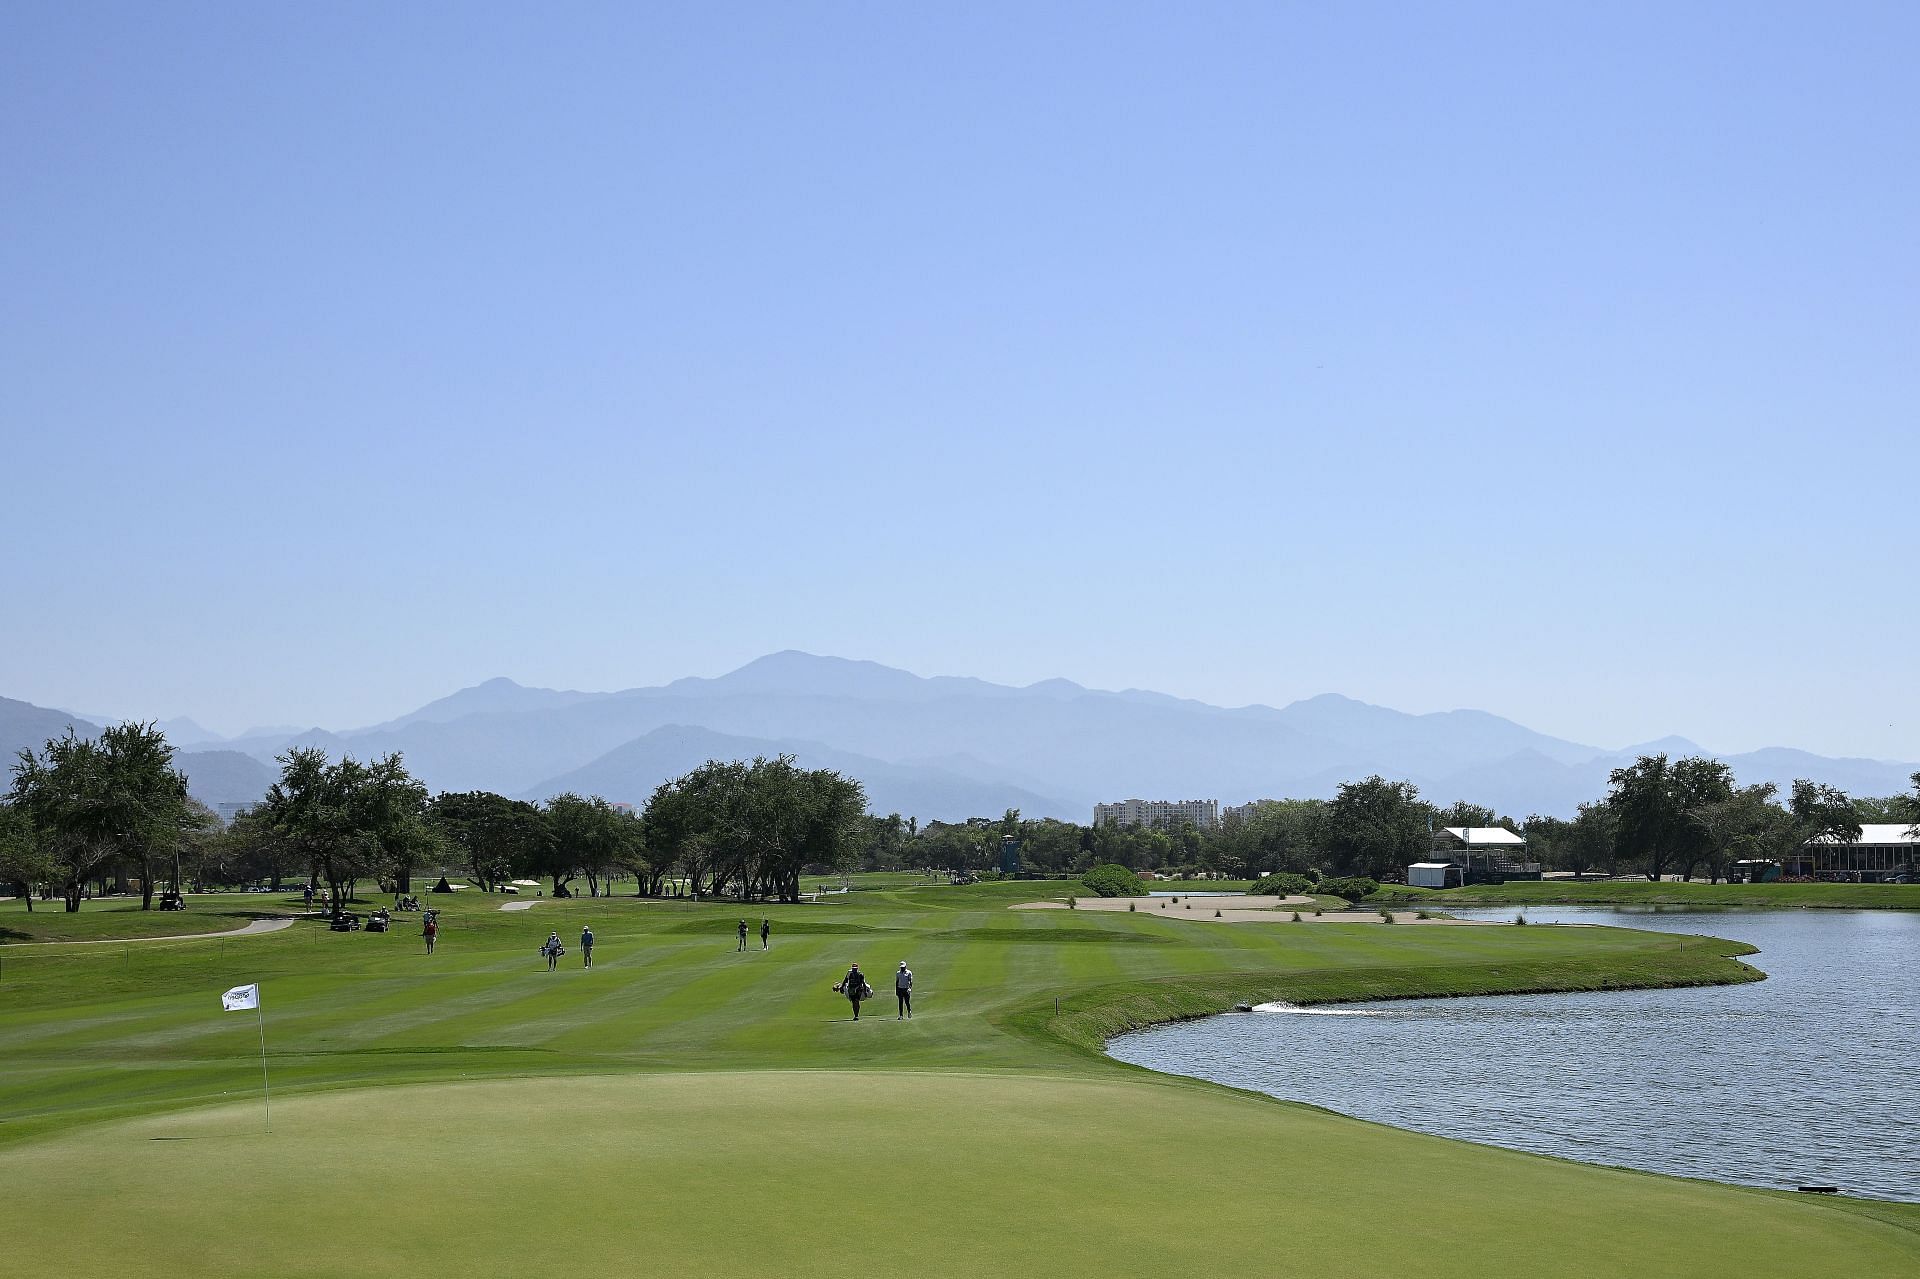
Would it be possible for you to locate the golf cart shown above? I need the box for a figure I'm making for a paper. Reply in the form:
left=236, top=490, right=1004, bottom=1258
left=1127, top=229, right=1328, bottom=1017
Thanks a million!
left=157, top=891, right=186, bottom=911
left=328, top=912, right=361, bottom=932
left=366, top=908, right=392, bottom=933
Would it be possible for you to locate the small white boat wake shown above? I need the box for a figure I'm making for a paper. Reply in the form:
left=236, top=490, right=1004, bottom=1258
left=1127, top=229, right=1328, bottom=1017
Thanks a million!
left=1252, top=1001, right=1380, bottom=1016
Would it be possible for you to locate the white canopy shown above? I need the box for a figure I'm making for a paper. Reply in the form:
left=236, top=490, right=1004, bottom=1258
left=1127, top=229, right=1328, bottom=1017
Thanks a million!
left=1442, top=826, right=1527, bottom=846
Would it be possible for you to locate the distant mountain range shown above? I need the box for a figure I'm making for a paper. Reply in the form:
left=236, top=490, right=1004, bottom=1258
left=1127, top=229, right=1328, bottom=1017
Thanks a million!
left=5, top=654, right=1917, bottom=821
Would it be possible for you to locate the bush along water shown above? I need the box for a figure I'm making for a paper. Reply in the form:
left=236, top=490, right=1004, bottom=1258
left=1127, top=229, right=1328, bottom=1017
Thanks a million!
left=1315, top=876, right=1380, bottom=903
left=1247, top=872, right=1314, bottom=897
left=1080, top=864, right=1148, bottom=898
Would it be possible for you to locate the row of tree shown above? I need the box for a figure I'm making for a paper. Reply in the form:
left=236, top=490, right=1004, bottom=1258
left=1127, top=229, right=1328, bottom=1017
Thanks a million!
left=9, top=722, right=1917, bottom=910
left=847, top=762, right=1920, bottom=885
left=4, top=726, right=871, bottom=912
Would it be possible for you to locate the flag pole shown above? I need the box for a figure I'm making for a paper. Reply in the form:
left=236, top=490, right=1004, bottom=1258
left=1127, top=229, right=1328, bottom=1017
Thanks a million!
left=255, top=996, right=272, bottom=1131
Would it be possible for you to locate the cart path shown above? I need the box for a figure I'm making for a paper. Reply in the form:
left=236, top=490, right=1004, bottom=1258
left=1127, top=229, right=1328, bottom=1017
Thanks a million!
left=4, top=918, right=297, bottom=947
left=498, top=899, right=548, bottom=911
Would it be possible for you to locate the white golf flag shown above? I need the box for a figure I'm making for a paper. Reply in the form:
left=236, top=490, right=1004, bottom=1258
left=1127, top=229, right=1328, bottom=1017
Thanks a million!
left=221, top=984, right=260, bottom=1012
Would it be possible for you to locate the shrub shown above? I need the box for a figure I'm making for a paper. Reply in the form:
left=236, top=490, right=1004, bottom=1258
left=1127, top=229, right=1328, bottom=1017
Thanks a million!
left=1291, top=911, right=1302, bottom=922
left=1248, top=873, right=1313, bottom=897
left=1315, top=876, right=1380, bottom=902
left=1127, top=901, right=1136, bottom=912
left=1379, top=908, right=1395, bottom=924
left=1080, top=864, right=1147, bottom=898
left=1066, top=896, right=1077, bottom=910
left=1213, top=909, right=1222, bottom=918
left=1514, top=913, right=1528, bottom=926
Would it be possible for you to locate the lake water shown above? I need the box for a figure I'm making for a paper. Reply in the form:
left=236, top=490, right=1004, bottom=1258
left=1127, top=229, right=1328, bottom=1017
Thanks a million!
left=1109, top=907, right=1920, bottom=1201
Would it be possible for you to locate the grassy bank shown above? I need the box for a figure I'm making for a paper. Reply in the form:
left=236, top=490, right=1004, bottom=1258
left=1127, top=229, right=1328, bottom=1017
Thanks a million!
left=0, top=879, right=1909, bottom=1276
left=1370, top=880, right=1920, bottom=910
left=1022, top=937, right=1761, bottom=1056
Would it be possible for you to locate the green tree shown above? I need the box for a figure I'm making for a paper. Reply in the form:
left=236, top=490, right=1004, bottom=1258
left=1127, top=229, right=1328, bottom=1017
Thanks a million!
left=98, top=724, right=199, bottom=909
left=1434, top=801, right=1504, bottom=830
left=541, top=793, right=616, bottom=898
left=1325, top=776, right=1429, bottom=881
left=640, top=757, right=865, bottom=902
left=1217, top=800, right=1327, bottom=878
left=365, top=754, right=436, bottom=895
left=1851, top=794, right=1910, bottom=824
left=917, top=820, right=997, bottom=873
left=1564, top=802, right=1620, bottom=876
left=256, top=748, right=428, bottom=914
left=210, top=807, right=304, bottom=891
left=1014, top=818, right=1084, bottom=875
left=853, top=813, right=911, bottom=872
left=173, top=798, right=220, bottom=894
left=1785, top=779, right=1862, bottom=874
left=1607, top=754, right=1734, bottom=881
left=431, top=791, right=550, bottom=893
left=1688, top=783, right=1786, bottom=883
left=0, top=803, right=55, bottom=911
left=8, top=724, right=198, bottom=911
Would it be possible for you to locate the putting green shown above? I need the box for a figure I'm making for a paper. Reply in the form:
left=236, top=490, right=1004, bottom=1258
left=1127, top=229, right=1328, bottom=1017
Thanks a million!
left=5, top=1072, right=1914, bottom=1279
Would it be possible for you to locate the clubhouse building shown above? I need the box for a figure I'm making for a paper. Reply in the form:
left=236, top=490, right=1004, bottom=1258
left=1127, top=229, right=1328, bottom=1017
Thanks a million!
left=1789, top=824, right=1918, bottom=882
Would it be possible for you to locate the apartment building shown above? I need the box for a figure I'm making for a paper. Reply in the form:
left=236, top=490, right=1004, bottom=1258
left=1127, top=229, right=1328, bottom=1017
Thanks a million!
left=1092, top=798, right=1219, bottom=831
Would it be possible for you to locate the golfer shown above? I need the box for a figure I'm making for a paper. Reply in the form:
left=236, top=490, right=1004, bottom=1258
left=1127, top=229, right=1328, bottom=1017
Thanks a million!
left=895, top=962, right=913, bottom=1019
left=760, top=918, right=771, bottom=950
left=835, top=963, right=870, bottom=1020
left=423, top=913, right=437, bottom=955
left=737, top=919, right=749, bottom=952
left=580, top=924, right=594, bottom=969
left=544, top=931, right=562, bottom=972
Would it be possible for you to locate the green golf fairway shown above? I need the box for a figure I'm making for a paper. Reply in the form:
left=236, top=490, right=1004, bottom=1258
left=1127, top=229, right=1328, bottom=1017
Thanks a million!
left=2, top=882, right=1913, bottom=1275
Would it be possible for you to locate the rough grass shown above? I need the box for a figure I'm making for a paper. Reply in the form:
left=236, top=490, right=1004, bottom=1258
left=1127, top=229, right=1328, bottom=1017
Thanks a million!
left=0, top=880, right=1910, bottom=1277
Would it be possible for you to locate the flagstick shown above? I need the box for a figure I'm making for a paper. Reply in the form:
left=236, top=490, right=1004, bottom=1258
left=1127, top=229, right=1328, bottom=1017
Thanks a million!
left=255, top=998, right=273, bottom=1132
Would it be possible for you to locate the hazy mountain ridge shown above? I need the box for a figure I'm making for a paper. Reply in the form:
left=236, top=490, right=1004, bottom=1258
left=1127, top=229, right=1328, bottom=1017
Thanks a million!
left=520, top=725, right=1074, bottom=821
left=0, top=700, right=275, bottom=812
left=6, top=654, right=1916, bottom=820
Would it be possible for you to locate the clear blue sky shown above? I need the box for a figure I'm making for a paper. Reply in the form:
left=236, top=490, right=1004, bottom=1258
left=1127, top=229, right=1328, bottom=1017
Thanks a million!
left=3, top=2, right=1915, bottom=758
